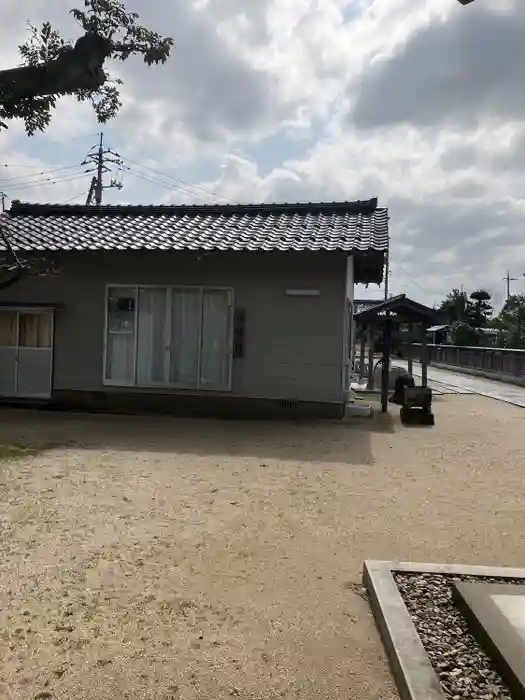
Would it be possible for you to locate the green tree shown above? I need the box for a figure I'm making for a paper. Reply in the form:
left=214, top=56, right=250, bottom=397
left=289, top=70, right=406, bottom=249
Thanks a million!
left=0, top=0, right=173, bottom=135
left=439, top=289, right=470, bottom=325
left=450, top=321, right=480, bottom=347
left=494, top=294, right=525, bottom=348
left=438, top=288, right=494, bottom=346
left=439, top=289, right=473, bottom=344
left=469, top=289, right=493, bottom=328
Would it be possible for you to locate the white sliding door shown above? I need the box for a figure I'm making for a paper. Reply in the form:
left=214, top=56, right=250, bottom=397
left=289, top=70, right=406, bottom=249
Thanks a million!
left=0, top=310, right=54, bottom=399
left=17, top=312, right=53, bottom=397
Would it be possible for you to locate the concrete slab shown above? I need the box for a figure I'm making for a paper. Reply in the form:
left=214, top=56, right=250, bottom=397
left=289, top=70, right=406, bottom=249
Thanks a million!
left=363, top=561, right=525, bottom=700
left=452, top=581, right=525, bottom=699
left=493, top=593, right=525, bottom=641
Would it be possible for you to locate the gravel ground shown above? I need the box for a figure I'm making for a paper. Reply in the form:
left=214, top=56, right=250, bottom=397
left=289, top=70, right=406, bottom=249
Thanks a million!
left=1, top=394, right=525, bottom=700
left=395, top=573, right=523, bottom=700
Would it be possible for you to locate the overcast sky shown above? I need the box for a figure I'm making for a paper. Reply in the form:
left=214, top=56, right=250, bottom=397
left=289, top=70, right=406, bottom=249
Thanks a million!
left=0, top=0, right=523, bottom=308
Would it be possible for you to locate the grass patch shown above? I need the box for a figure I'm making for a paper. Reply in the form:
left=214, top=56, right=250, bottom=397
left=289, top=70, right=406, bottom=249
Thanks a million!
left=0, top=443, right=56, bottom=462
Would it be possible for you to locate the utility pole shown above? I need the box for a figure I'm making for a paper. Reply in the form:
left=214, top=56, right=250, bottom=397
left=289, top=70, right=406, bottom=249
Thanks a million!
left=0, top=192, right=6, bottom=213
left=95, top=132, right=104, bottom=205
left=503, top=270, right=518, bottom=302
left=83, top=132, right=123, bottom=205
left=384, top=249, right=390, bottom=301
left=85, top=177, right=97, bottom=205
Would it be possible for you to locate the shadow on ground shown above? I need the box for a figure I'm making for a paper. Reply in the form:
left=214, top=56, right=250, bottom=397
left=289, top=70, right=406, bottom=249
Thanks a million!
left=0, top=405, right=396, bottom=465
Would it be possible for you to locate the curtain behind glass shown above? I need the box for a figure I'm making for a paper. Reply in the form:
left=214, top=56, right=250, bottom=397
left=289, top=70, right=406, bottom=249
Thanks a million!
left=200, top=290, right=231, bottom=390
left=106, top=335, right=135, bottom=382
left=0, top=312, right=17, bottom=346
left=170, top=289, right=200, bottom=387
left=137, top=288, right=167, bottom=385
left=19, top=313, right=52, bottom=348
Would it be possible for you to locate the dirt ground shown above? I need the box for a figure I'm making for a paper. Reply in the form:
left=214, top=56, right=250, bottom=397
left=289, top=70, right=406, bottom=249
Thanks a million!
left=1, top=394, right=525, bottom=700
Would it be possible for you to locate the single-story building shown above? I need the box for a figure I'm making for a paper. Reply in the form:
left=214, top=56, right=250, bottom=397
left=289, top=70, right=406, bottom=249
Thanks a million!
left=0, top=197, right=388, bottom=418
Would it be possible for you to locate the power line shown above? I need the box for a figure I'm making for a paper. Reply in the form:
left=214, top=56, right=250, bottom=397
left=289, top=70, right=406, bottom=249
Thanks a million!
left=0, top=152, right=233, bottom=206
left=122, top=165, right=202, bottom=199
left=0, top=162, right=69, bottom=168
left=0, top=164, right=82, bottom=183
left=120, top=154, right=233, bottom=203
left=0, top=166, right=89, bottom=190
left=4, top=172, right=90, bottom=194
left=6, top=172, right=90, bottom=190
left=63, top=190, right=90, bottom=204
left=122, top=165, right=219, bottom=202
left=389, top=259, right=446, bottom=297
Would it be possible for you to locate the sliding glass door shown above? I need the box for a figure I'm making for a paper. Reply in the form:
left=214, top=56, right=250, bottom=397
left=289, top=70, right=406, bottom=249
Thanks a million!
left=104, top=286, right=233, bottom=391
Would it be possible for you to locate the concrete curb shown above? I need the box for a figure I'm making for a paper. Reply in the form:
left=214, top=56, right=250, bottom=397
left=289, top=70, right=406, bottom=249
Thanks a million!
left=363, top=561, right=444, bottom=700
left=362, top=560, right=525, bottom=700
left=431, top=362, right=525, bottom=389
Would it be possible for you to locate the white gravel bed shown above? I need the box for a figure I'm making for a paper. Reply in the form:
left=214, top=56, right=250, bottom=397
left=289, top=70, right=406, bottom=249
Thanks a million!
left=394, top=573, right=525, bottom=700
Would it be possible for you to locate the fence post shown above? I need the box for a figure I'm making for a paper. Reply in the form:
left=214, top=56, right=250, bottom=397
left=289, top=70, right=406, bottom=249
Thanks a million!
left=366, top=325, right=375, bottom=390
left=420, top=325, right=428, bottom=387
left=358, top=326, right=366, bottom=383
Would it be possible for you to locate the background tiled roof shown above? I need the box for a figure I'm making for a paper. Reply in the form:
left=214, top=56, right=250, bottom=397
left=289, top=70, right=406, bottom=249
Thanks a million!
left=353, top=299, right=385, bottom=314
left=0, top=198, right=389, bottom=253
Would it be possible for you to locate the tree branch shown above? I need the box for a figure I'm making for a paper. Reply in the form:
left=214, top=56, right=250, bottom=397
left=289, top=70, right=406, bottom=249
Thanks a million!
left=0, top=32, right=113, bottom=102
left=0, top=2, right=173, bottom=135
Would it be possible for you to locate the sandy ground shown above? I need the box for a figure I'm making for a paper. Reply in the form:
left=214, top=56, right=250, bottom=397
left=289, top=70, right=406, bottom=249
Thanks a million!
left=1, top=395, right=525, bottom=700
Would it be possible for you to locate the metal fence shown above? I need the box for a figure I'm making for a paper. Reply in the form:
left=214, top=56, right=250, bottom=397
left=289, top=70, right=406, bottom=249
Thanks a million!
left=410, top=343, right=525, bottom=379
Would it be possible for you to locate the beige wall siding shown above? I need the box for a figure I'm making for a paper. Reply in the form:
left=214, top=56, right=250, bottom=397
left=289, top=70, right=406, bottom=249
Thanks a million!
left=0, top=250, right=349, bottom=403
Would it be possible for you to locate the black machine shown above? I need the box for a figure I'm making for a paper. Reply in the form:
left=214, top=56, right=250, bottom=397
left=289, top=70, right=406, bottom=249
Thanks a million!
left=389, top=373, right=435, bottom=426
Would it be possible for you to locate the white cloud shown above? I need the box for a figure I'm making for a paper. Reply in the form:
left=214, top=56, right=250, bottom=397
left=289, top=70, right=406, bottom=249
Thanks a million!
left=1, top=0, right=525, bottom=308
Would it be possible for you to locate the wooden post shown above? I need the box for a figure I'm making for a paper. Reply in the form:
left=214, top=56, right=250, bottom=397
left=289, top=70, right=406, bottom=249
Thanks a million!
left=367, top=325, right=375, bottom=390
left=381, top=315, right=392, bottom=413
left=407, top=322, right=413, bottom=376
left=358, top=326, right=366, bottom=383
left=420, top=324, right=428, bottom=387
left=350, top=312, right=357, bottom=375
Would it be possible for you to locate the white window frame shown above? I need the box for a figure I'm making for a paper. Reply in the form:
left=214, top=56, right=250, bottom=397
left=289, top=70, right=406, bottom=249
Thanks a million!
left=103, top=284, right=234, bottom=392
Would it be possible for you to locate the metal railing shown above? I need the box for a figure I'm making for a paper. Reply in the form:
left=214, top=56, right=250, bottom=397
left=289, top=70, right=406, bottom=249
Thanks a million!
left=409, top=343, right=525, bottom=379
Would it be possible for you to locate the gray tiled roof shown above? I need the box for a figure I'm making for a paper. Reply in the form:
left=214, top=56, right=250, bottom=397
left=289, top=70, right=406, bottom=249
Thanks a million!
left=0, top=198, right=389, bottom=253
left=353, top=299, right=385, bottom=314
